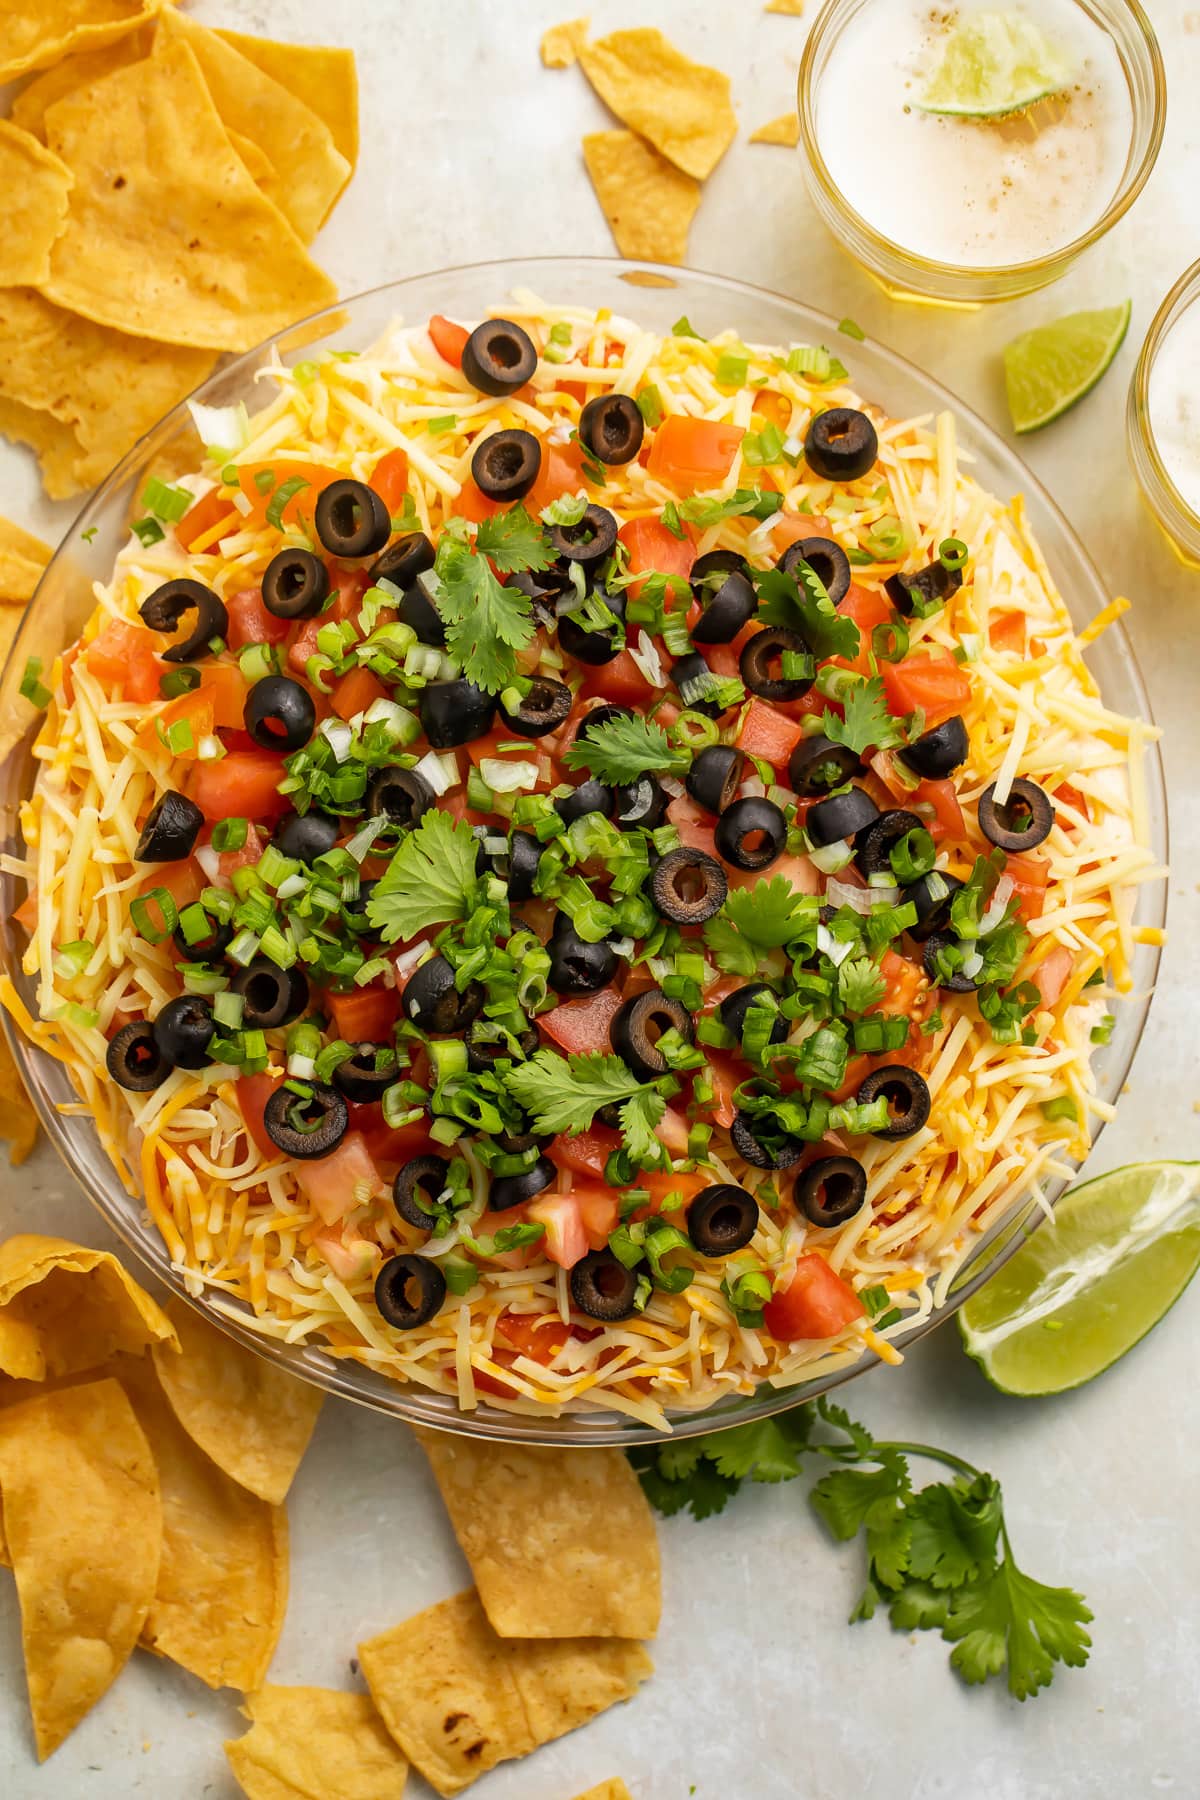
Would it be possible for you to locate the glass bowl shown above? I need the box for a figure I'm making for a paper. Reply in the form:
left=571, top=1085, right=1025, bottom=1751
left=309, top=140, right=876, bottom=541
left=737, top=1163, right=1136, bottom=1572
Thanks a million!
left=1127, top=257, right=1200, bottom=567
left=797, top=0, right=1165, bottom=307
left=0, top=259, right=1167, bottom=1443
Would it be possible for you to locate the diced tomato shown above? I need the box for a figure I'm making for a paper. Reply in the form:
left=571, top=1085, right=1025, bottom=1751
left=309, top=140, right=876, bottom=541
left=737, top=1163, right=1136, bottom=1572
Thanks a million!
left=753, top=391, right=792, bottom=431
left=238, top=1071, right=285, bottom=1160
left=12, top=889, right=37, bottom=933
left=218, top=822, right=264, bottom=879
left=428, top=314, right=468, bottom=368
left=881, top=651, right=972, bottom=728
left=1006, top=851, right=1050, bottom=922
left=617, top=516, right=695, bottom=600
left=835, top=585, right=895, bottom=675
left=539, top=985, right=623, bottom=1055
left=198, top=662, right=250, bottom=730
left=312, top=1225, right=381, bottom=1283
left=727, top=851, right=819, bottom=897
left=287, top=571, right=369, bottom=676
left=449, top=478, right=502, bottom=525
left=833, top=1053, right=872, bottom=1104
left=140, top=857, right=205, bottom=915
left=706, top=1049, right=745, bottom=1130
left=135, top=689, right=214, bottom=761
left=657, top=1106, right=692, bottom=1156
left=295, top=1131, right=383, bottom=1225
left=85, top=619, right=163, bottom=702
left=573, top=1183, right=621, bottom=1251
left=189, top=750, right=288, bottom=823
left=551, top=1127, right=621, bottom=1179
left=641, top=1167, right=707, bottom=1213
left=736, top=698, right=804, bottom=770
left=989, top=611, right=1026, bottom=653
left=226, top=587, right=291, bottom=648
left=1030, top=944, right=1072, bottom=1009
left=495, top=1310, right=571, bottom=1362
left=369, top=448, right=410, bottom=515
left=763, top=1253, right=865, bottom=1340
left=583, top=649, right=656, bottom=706
left=876, top=948, right=924, bottom=1018
left=527, top=1190, right=588, bottom=1269
left=666, top=793, right=719, bottom=858
left=914, top=777, right=965, bottom=844
left=770, top=513, right=834, bottom=557
left=646, top=417, right=743, bottom=494
left=176, top=487, right=236, bottom=552
left=327, top=985, right=401, bottom=1043
left=1052, top=781, right=1088, bottom=820
left=345, top=1102, right=430, bottom=1168
left=528, top=438, right=586, bottom=512
left=236, top=461, right=342, bottom=531
left=331, top=665, right=387, bottom=722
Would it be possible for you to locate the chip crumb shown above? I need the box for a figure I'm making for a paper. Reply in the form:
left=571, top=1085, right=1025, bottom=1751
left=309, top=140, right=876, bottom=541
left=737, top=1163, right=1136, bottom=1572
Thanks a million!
left=765, top=0, right=806, bottom=14
left=583, top=129, right=701, bottom=266
left=541, top=17, right=589, bottom=68
left=749, top=111, right=801, bottom=147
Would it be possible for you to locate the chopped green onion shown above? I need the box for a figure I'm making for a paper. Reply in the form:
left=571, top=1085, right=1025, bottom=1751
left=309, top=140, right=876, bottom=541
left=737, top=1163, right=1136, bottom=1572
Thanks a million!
left=313, top=1039, right=353, bottom=1083
left=131, top=517, right=165, bottom=548
left=238, top=642, right=280, bottom=682
left=266, top=476, right=310, bottom=531
left=871, top=620, right=909, bottom=663
left=176, top=902, right=211, bottom=947
left=159, top=666, right=201, bottom=699
left=716, top=351, right=749, bottom=387
left=226, top=929, right=262, bottom=967
left=637, top=385, right=664, bottom=428
left=254, top=468, right=276, bottom=494
left=889, top=827, right=936, bottom=885
left=1041, top=1096, right=1078, bottom=1124
left=1090, top=1015, right=1115, bottom=1046
left=838, top=317, right=866, bottom=341
left=59, top=1002, right=100, bottom=1030
left=141, top=477, right=193, bottom=523
left=671, top=315, right=703, bottom=339
left=426, top=414, right=457, bottom=436
left=213, top=990, right=245, bottom=1030
left=939, top=537, right=969, bottom=572
left=53, top=939, right=94, bottom=980
left=19, top=657, right=51, bottom=709
left=130, top=889, right=178, bottom=943
left=164, top=718, right=194, bottom=755
left=211, top=817, right=248, bottom=854
left=259, top=925, right=296, bottom=969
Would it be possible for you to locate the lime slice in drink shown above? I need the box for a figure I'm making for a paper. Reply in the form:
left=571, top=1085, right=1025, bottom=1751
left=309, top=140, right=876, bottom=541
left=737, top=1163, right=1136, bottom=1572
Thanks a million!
left=1003, top=302, right=1132, bottom=435
left=918, top=11, right=1072, bottom=119
left=959, top=1162, right=1200, bottom=1396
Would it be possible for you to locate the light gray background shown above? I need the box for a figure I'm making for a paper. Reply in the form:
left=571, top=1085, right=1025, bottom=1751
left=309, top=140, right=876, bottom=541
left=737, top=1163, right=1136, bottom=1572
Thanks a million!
left=1, top=2, right=1197, bottom=1795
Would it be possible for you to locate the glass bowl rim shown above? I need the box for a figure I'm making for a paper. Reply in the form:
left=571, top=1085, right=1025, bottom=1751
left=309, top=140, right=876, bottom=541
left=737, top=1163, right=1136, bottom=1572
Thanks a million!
left=1128, top=254, right=1200, bottom=554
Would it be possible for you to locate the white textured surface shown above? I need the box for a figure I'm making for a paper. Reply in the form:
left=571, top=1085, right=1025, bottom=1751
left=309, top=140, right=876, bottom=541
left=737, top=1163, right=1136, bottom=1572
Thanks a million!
left=1, top=2, right=1198, bottom=1795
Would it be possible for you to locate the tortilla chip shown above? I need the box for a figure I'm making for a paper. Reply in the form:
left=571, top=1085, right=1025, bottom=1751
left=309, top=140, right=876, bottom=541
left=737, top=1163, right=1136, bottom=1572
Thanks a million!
left=0, top=1380, right=161, bottom=1758
left=0, top=396, right=82, bottom=500
left=0, top=1016, right=39, bottom=1164
left=582, top=130, right=700, bottom=265
left=765, top=0, right=806, bottom=14
left=0, top=0, right=160, bottom=83
left=0, top=516, right=51, bottom=603
left=578, top=28, right=736, bottom=181
left=216, top=28, right=359, bottom=173
left=226, top=1687, right=409, bottom=1800
left=40, top=37, right=338, bottom=354
left=359, top=1589, right=652, bottom=1798
left=156, top=11, right=350, bottom=244
left=152, top=1297, right=323, bottom=1503
left=415, top=1431, right=660, bottom=1639
left=750, top=111, right=801, bottom=147
left=8, top=28, right=151, bottom=138
left=541, top=18, right=590, bottom=68
left=0, top=1234, right=177, bottom=1381
left=0, top=123, right=72, bottom=286
left=228, top=128, right=277, bottom=188
left=571, top=1783, right=633, bottom=1800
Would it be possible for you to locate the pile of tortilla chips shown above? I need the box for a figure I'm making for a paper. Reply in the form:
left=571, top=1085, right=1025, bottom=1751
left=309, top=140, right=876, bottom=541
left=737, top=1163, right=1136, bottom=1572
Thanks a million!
left=0, top=3, right=358, bottom=498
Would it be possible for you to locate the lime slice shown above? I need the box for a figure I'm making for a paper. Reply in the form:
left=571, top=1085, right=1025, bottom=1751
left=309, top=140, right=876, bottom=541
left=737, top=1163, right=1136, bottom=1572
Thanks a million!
left=918, top=11, right=1072, bottom=118
left=959, top=1162, right=1200, bottom=1396
left=1002, top=302, right=1132, bottom=435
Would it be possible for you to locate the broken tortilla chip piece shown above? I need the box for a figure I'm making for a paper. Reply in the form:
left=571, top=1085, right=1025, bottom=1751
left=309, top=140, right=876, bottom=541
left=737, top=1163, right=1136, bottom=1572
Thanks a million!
left=152, top=1296, right=323, bottom=1503
left=215, top=27, right=360, bottom=174
left=0, top=0, right=160, bottom=83
left=0, top=396, right=81, bottom=500
left=578, top=28, right=737, bottom=181
left=0, top=1379, right=161, bottom=1759
left=582, top=130, right=700, bottom=265
left=0, top=1014, right=40, bottom=1165
left=571, top=1783, right=633, bottom=1800
left=0, top=1234, right=177, bottom=1381
left=0, top=123, right=72, bottom=286
left=765, top=0, right=806, bottom=14
left=415, top=1431, right=660, bottom=1639
left=359, top=1588, right=652, bottom=1798
left=541, top=18, right=590, bottom=68
left=750, top=112, right=801, bottom=147
left=226, top=1687, right=409, bottom=1800
left=0, top=516, right=51, bottom=603
left=40, top=37, right=338, bottom=354
left=8, top=27, right=151, bottom=138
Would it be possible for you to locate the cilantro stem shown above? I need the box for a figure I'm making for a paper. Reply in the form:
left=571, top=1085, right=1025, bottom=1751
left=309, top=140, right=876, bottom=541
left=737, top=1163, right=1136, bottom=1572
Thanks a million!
left=873, top=1440, right=980, bottom=1482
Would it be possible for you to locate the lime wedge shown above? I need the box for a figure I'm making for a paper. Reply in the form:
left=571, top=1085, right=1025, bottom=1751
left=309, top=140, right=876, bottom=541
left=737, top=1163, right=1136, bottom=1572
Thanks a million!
left=918, top=11, right=1072, bottom=118
left=1002, top=302, right=1132, bottom=435
left=959, top=1162, right=1200, bottom=1396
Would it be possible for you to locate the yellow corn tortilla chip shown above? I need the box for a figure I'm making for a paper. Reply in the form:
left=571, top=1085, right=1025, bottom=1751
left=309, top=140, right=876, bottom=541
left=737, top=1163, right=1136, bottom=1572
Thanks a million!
left=765, top=0, right=806, bottom=14
left=0, top=1019, right=39, bottom=1164
left=0, top=1379, right=161, bottom=1759
left=0, top=0, right=161, bottom=83
left=41, top=38, right=338, bottom=354
left=0, top=395, right=83, bottom=500
left=226, top=1687, right=409, bottom=1800
left=582, top=130, right=700, bottom=266
left=750, top=111, right=801, bottom=147
left=228, top=128, right=277, bottom=188
left=215, top=27, right=360, bottom=173
left=0, top=123, right=72, bottom=286
left=0, top=1234, right=177, bottom=1381
left=416, top=1430, right=660, bottom=1639
left=541, top=18, right=590, bottom=68
left=359, top=1589, right=652, bottom=1798
left=571, top=1783, right=633, bottom=1800
left=8, top=27, right=151, bottom=138
left=152, top=1297, right=323, bottom=1503
left=0, top=516, right=51, bottom=603
left=578, top=28, right=736, bottom=181
left=157, top=10, right=350, bottom=244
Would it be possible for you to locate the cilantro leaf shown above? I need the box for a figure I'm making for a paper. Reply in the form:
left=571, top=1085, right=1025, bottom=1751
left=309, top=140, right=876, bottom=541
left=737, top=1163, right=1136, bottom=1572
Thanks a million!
left=678, top=487, right=777, bottom=527
left=628, top=1446, right=738, bottom=1518
left=906, top=1475, right=1003, bottom=1590
left=814, top=1395, right=877, bottom=1456
left=755, top=565, right=860, bottom=661
left=697, top=1410, right=812, bottom=1483
left=824, top=675, right=906, bottom=756
left=725, top=879, right=818, bottom=950
left=433, top=520, right=541, bottom=692
left=889, top=1581, right=951, bottom=1631
left=367, top=810, right=480, bottom=942
left=473, top=503, right=555, bottom=574
left=838, top=955, right=887, bottom=1014
left=943, top=1559, right=1092, bottom=1700
left=564, top=714, right=685, bottom=785
left=619, top=1089, right=668, bottom=1169
left=701, top=917, right=760, bottom=977
left=657, top=1440, right=705, bottom=1482
left=503, top=1049, right=651, bottom=1136
left=809, top=1452, right=910, bottom=1544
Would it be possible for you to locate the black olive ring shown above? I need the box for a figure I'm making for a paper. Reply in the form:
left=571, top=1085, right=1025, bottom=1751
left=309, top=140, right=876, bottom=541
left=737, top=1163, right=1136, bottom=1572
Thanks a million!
left=686, top=745, right=744, bottom=815
left=797, top=1156, right=868, bottom=1227
left=273, top=809, right=339, bottom=865
left=244, top=675, right=317, bottom=753
left=375, top=1254, right=446, bottom=1329
left=461, top=319, right=538, bottom=397
left=139, top=578, right=229, bottom=664
left=579, top=392, right=645, bottom=465
left=615, top=778, right=669, bottom=831
left=107, top=1020, right=173, bottom=1092
left=314, top=479, right=391, bottom=559
left=403, top=956, right=484, bottom=1035
left=570, top=1249, right=641, bottom=1321
left=778, top=536, right=851, bottom=606
left=856, top=1066, right=932, bottom=1140
left=730, top=1111, right=806, bottom=1171
left=365, top=766, right=435, bottom=831
left=650, top=847, right=727, bottom=925
left=806, top=785, right=880, bottom=849
left=135, top=790, right=204, bottom=863
left=718, top=983, right=787, bottom=1046
left=419, top=679, right=495, bottom=749
left=610, top=989, right=695, bottom=1080
left=715, top=796, right=788, bottom=873
left=262, top=548, right=329, bottom=620
left=739, top=625, right=814, bottom=702
left=393, top=1155, right=451, bottom=1230
left=804, top=408, right=879, bottom=484
left=262, top=1081, right=349, bottom=1160
left=689, top=552, right=756, bottom=645
left=855, top=808, right=923, bottom=879
left=788, top=734, right=863, bottom=799
left=687, top=1184, right=759, bottom=1257
left=977, top=778, right=1055, bottom=852
left=901, top=715, right=969, bottom=781
left=548, top=921, right=618, bottom=996
left=369, top=531, right=435, bottom=592
left=500, top=677, right=572, bottom=739
left=333, top=1042, right=399, bottom=1103
left=152, top=995, right=215, bottom=1070
left=230, top=959, right=309, bottom=1031
left=547, top=504, right=618, bottom=566
left=555, top=778, right=613, bottom=826
left=885, top=559, right=963, bottom=618
left=558, top=591, right=625, bottom=666
left=471, top=428, right=541, bottom=502
left=491, top=1155, right=557, bottom=1212
left=904, top=871, right=963, bottom=943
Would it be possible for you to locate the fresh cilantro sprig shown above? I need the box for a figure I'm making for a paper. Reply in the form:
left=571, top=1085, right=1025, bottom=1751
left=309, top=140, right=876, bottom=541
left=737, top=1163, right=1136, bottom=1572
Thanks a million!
left=503, top=1048, right=654, bottom=1136
left=755, top=565, right=860, bottom=661
left=433, top=507, right=552, bottom=692
left=366, top=809, right=480, bottom=942
left=564, top=715, right=687, bottom=786
left=704, top=879, right=818, bottom=975
left=824, top=674, right=907, bottom=756
left=631, top=1396, right=1092, bottom=1701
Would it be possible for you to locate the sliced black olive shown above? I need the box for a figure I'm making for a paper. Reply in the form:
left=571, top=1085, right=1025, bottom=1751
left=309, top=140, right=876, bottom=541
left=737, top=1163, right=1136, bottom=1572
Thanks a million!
left=332, top=1041, right=400, bottom=1103
left=650, top=847, right=727, bottom=925
left=798, top=1155, right=867, bottom=1227
left=172, top=905, right=232, bottom=966
left=139, top=578, right=228, bottom=663
left=419, top=679, right=495, bottom=748
left=900, top=714, right=969, bottom=780
left=466, top=1023, right=538, bottom=1074
left=806, top=785, right=879, bottom=849
left=903, top=871, right=963, bottom=942
left=403, top=956, right=484, bottom=1034
left=369, top=531, right=435, bottom=592
left=314, top=479, right=390, bottom=559
left=263, top=1080, right=348, bottom=1159
left=491, top=1155, right=557, bottom=1212
left=977, top=778, right=1054, bottom=852
left=393, top=1154, right=450, bottom=1230
left=547, top=504, right=618, bottom=568
left=152, top=995, right=215, bottom=1070
left=496, top=1128, right=553, bottom=1158
left=231, top=959, right=309, bottom=1030
left=856, top=1065, right=931, bottom=1140
left=273, top=809, right=338, bottom=865
left=579, top=392, right=644, bottom=465
left=106, top=1020, right=172, bottom=1092
left=730, top=1111, right=806, bottom=1170
left=548, top=921, right=618, bottom=995
left=739, top=625, right=814, bottom=701
left=788, top=734, right=863, bottom=798
left=610, top=989, right=695, bottom=1080
left=570, top=1249, right=641, bottom=1322
left=922, top=930, right=978, bottom=993
left=855, top=807, right=923, bottom=878
left=365, top=766, right=434, bottom=831
left=506, top=562, right=576, bottom=627
left=671, top=651, right=730, bottom=719
left=804, top=408, right=879, bottom=483
left=555, top=778, right=613, bottom=824
left=715, top=796, right=787, bottom=872
left=686, top=744, right=744, bottom=814
left=614, top=778, right=669, bottom=831
left=690, top=551, right=756, bottom=645
left=687, top=1184, right=759, bottom=1256
left=244, top=675, right=316, bottom=753
left=471, top=428, right=541, bottom=501
left=134, top=790, right=204, bottom=862
left=777, top=536, right=851, bottom=606
left=397, top=580, right=446, bottom=647
left=499, top=830, right=542, bottom=902
left=499, top=677, right=572, bottom=739
left=885, top=559, right=963, bottom=618
left=718, top=982, right=787, bottom=1045
left=572, top=703, right=630, bottom=742
left=558, top=590, right=625, bottom=665
left=261, top=548, right=329, bottom=620
left=461, top=318, right=537, bottom=396
left=374, top=1253, right=445, bottom=1328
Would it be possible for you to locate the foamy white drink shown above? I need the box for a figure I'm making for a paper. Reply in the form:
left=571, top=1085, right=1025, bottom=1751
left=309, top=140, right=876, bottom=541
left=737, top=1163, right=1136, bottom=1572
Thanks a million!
left=1147, top=299, right=1200, bottom=520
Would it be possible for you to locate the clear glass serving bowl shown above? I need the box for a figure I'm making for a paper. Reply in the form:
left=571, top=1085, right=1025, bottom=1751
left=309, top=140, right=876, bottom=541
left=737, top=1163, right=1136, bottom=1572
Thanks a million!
left=0, top=260, right=1167, bottom=1444
left=1127, top=256, right=1200, bottom=567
